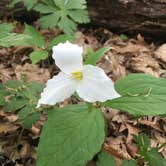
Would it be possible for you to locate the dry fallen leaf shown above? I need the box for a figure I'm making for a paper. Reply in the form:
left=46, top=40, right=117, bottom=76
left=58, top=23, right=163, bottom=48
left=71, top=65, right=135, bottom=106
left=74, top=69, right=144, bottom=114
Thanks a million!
left=0, top=64, right=14, bottom=83
left=119, top=123, right=140, bottom=143
left=104, top=136, right=131, bottom=160
left=0, top=122, right=19, bottom=135
left=15, top=63, right=50, bottom=83
left=154, top=44, right=166, bottom=63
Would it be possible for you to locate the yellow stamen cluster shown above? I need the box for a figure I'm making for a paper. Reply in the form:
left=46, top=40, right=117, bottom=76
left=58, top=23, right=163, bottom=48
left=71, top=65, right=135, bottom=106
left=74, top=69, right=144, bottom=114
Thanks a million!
left=71, top=71, right=83, bottom=80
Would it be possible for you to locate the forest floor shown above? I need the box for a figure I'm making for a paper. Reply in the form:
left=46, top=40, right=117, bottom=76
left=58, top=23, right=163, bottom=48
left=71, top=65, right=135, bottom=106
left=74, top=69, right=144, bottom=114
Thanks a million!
left=0, top=24, right=166, bottom=166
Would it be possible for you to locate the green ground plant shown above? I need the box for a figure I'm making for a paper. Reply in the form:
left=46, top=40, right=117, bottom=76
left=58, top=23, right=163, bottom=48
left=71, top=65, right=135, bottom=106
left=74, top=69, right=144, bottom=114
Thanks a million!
left=10, top=0, right=90, bottom=34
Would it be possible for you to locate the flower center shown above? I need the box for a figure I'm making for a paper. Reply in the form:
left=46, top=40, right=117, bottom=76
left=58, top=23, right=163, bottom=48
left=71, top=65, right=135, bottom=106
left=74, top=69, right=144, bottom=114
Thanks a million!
left=71, top=71, right=83, bottom=80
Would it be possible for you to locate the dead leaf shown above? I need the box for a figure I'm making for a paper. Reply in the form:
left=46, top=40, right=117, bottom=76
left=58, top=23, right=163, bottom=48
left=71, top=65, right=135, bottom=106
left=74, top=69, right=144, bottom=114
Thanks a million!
left=0, top=122, right=19, bottom=135
left=104, top=136, right=131, bottom=160
left=19, top=141, right=30, bottom=159
left=119, top=123, right=141, bottom=143
left=15, top=63, right=50, bottom=83
left=137, top=33, right=145, bottom=44
left=126, top=142, right=138, bottom=158
left=115, top=41, right=149, bottom=54
left=154, top=44, right=166, bottom=63
left=0, top=64, right=14, bottom=83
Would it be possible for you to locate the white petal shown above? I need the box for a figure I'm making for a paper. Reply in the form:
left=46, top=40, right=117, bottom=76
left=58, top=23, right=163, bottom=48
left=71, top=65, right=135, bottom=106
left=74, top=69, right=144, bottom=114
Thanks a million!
left=37, top=72, right=77, bottom=107
left=76, top=65, right=120, bottom=102
left=52, top=41, right=83, bottom=73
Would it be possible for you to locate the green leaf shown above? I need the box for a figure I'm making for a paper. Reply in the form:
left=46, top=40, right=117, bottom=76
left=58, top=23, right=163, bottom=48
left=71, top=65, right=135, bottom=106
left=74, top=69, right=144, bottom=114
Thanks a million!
left=37, top=105, right=105, bottom=166
left=6, top=80, right=23, bottom=89
left=0, top=24, right=45, bottom=48
left=105, top=74, right=166, bottom=116
left=121, top=160, right=137, bottom=166
left=0, top=23, right=13, bottom=38
left=161, top=158, right=166, bottom=166
left=18, top=105, right=40, bottom=129
left=22, top=112, right=40, bottom=129
left=145, top=148, right=165, bottom=166
left=0, top=33, right=32, bottom=47
left=58, top=15, right=77, bottom=35
left=39, top=13, right=60, bottom=29
left=97, top=151, right=116, bottom=166
left=18, top=105, right=34, bottom=119
left=42, top=0, right=56, bottom=6
left=0, top=94, right=5, bottom=106
left=133, top=134, right=166, bottom=166
left=23, top=0, right=38, bottom=10
left=133, top=134, right=150, bottom=152
left=10, top=0, right=20, bottom=7
left=34, top=0, right=89, bottom=34
left=120, top=34, right=128, bottom=41
left=103, top=95, right=166, bottom=115
left=3, top=97, right=28, bottom=112
left=26, top=82, right=44, bottom=95
left=115, top=74, right=166, bottom=96
left=48, top=34, right=75, bottom=49
left=29, top=50, right=48, bottom=64
left=65, top=0, right=87, bottom=9
left=85, top=47, right=111, bottom=65
left=34, top=3, right=56, bottom=13
left=68, top=10, right=90, bottom=23
left=24, top=24, right=45, bottom=48
left=0, top=84, right=9, bottom=96
left=18, top=82, right=44, bottom=102
left=10, top=0, right=37, bottom=10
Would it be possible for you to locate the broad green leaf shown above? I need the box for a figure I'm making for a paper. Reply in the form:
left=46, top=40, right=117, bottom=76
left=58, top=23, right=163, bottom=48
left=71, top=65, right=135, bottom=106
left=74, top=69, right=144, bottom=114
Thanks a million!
left=161, top=158, right=166, bottom=166
left=48, top=34, right=75, bottom=49
left=24, top=24, right=45, bottom=48
left=121, top=160, right=137, bottom=166
left=3, top=97, right=28, bottom=112
left=37, top=105, right=105, bottom=166
left=0, top=33, right=32, bottom=47
left=97, top=151, right=116, bottom=166
left=85, top=47, right=111, bottom=65
left=103, top=95, right=166, bottom=115
left=115, top=74, right=166, bottom=96
left=29, top=50, right=48, bottom=64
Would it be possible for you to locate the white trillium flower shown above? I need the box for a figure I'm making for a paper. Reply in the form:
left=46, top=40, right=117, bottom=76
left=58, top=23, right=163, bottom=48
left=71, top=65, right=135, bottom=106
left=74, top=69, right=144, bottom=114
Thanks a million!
left=37, top=41, right=120, bottom=107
